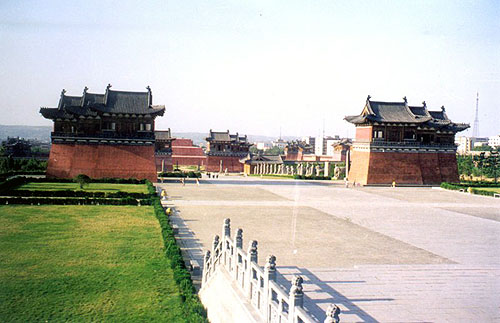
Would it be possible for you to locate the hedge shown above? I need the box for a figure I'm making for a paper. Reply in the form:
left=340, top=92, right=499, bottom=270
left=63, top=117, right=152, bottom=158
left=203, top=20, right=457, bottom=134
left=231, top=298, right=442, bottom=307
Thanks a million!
left=151, top=197, right=208, bottom=321
left=6, top=190, right=151, bottom=199
left=293, top=175, right=332, bottom=180
left=158, top=171, right=201, bottom=178
left=440, top=182, right=497, bottom=197
left=0, top=197, right=150, bottom=206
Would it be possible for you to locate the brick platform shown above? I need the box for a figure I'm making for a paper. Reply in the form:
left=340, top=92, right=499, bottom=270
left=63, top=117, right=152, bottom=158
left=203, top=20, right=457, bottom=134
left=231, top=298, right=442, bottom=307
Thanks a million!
left=349, top=150, right=459, bottom=185
left=47, top=143, right=157, bottom=182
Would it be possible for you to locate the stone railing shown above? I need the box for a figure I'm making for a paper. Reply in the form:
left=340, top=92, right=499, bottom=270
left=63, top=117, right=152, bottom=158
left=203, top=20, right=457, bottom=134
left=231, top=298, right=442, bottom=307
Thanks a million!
left=202, top=218, right=341, bottom=323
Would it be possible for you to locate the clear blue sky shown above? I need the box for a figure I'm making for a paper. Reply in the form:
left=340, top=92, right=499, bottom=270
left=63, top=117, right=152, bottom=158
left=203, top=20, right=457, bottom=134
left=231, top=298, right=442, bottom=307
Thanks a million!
left=0, top=0, right=498, bottom=138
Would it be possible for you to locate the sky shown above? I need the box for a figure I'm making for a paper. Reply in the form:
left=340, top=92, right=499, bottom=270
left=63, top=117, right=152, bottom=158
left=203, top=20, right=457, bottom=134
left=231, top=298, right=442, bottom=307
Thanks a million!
left=0, top=0, right=499, bottom=138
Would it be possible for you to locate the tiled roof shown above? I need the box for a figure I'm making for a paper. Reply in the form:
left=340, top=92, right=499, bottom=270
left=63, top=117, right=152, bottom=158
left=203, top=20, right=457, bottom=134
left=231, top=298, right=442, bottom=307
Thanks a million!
left=345, top=96, right=469, bottom=133
left=40, top=86, right=165, bottom=120
left=207, top=130, right=249, bottom=144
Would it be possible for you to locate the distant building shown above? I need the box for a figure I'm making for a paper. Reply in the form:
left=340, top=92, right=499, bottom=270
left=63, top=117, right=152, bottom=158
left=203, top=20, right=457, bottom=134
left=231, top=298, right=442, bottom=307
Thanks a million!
left=284, top=140, right=314, bottom=161
left=489, top=135, right=500, bottom=148
left=171, top=138, right=206, bottom=168
left=2, top=137, right=32, bottom=158
left=155, top=129, right=174, bottom=172
left=302, top=136, right=316, bottom=151
left=272, top=138, right=287, bottom=150
left=40, top=85, right=164, bottom=181
left=256, top=142, right=271, bottom=151
left=455, top=136, right=473, bottom=155
left=241, top=154, right=283, bottom=175
left=473, top=137, right=489, bottom=147
left=345, top=96, right=469, bottom=185
left=205, top=130, right=252, bottom=173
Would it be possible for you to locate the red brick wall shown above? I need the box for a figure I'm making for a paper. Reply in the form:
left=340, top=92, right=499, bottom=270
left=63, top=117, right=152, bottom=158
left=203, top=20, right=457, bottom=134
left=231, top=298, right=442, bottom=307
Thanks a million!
left=206, top=156, right=244, bottom=172
left=172, top=138, right=194, bottom=146
left=47, top=143, right=158, bottom=182
left=355, top=126, right=373, bottom=141
left=171, top=156, right=206, bottom=167
left=155, top=155, right=173, bottom=172
left=348, top=150, right=459, bottom=185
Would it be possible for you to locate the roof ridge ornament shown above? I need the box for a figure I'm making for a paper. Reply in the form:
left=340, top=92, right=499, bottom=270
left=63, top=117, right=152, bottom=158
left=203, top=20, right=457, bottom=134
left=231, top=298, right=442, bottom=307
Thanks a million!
left=61, top=89, right=66, bottom=97
left=422, top=101, right=426, bottom=108
left=83, top=86, right=88, bottom=94
left=107, top=83, right=112, bottom=90
left=441, top=106, right=446, bottom=112
left=366, top=95, right=371, bottom=101
left=403, top=96, right=408, bottom=103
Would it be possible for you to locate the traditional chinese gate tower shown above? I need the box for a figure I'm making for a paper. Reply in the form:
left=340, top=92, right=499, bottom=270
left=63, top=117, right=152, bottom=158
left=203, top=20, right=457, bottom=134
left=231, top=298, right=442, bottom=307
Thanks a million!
left=205, top=130, right=252, bottom=173
left=40, top=85, right=165, bottom=182
left=345, top=96, right=469, bottom=185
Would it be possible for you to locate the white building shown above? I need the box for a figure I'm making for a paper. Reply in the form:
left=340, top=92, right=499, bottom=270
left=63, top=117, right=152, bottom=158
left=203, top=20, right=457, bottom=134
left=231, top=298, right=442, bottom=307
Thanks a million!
left=256, top=142, right=271, bottom=151
left=272, top=138, right=287, bottom=149
left=455, top=136, right=473, bottom=155
left=489, top=135, right=500, bottom=148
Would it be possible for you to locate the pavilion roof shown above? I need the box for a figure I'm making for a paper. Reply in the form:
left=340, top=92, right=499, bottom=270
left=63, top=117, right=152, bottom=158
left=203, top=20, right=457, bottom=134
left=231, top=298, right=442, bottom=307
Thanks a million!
left=39, top=85, right=165, bottom=120
left=344, top=96, right=469, bottom=133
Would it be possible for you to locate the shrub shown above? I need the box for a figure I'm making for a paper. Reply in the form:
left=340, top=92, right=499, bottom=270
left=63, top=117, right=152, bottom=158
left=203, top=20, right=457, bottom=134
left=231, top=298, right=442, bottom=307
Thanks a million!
left=74, top=174, right=91, bottom=189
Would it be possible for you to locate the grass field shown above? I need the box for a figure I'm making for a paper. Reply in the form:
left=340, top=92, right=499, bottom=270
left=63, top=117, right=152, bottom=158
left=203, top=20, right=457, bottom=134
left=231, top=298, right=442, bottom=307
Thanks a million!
left=0, top=205, right=185, bottom=321
left=15, top=182, right=148, bottom=193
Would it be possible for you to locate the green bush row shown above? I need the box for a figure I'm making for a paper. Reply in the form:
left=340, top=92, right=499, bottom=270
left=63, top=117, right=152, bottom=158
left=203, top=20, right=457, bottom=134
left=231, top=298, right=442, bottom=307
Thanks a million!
left=7, top=190, right=151, bottom=199
left=440, top=182, right=462, bottom=191
left=457, top=181, right=500, bottom=188
left=0, top=197, right=151, bottom=206
left=440, top=182, right=497, bottom=197
left=158, top=171, right=201, bottom=178
left=151, top=198, right=207, bottom=321
left=293, top=175, right=331, bottom=180
left=0, top=177, right=26, bottom=194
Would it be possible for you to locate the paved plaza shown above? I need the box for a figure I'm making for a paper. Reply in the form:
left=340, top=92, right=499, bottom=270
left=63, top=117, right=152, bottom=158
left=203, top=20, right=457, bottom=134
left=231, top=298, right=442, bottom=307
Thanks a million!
left=158, top=177, right=500, bottom=322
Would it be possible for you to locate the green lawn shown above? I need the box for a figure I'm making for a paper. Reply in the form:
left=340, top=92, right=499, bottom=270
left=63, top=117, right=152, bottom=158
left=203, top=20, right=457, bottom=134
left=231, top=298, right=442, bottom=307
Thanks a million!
left=16, top=182, right=148, bottom=193
left=0, top=205, right=185, bottom=321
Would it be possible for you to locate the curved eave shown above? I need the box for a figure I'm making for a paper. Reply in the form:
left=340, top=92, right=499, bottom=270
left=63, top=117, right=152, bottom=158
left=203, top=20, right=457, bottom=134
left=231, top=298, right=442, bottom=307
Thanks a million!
left=39, top=107, right=72, bottom=120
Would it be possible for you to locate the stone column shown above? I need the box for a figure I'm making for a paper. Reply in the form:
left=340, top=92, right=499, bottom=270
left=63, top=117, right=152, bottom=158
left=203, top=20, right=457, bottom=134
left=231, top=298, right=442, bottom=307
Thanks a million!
left=324, top=161, right=329, bottom=177
left=288, top=275, right=304, bottom=323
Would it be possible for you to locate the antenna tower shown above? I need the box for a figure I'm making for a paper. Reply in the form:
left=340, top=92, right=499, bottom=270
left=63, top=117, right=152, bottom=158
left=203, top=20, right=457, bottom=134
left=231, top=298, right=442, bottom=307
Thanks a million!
left=472, top=92, right=479, bottom=138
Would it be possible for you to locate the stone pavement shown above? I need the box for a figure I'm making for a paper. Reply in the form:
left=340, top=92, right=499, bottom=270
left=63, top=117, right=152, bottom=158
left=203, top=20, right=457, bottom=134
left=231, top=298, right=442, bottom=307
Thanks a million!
left=158, top=177, right=500, bottom=322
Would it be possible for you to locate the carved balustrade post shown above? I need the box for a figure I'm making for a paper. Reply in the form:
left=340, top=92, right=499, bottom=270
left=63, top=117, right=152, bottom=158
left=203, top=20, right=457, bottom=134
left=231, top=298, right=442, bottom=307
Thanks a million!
left=234, top=228, right=243, bottom=281
left=264, top=255, right=276, bottom=321
left=288, top=275, right=304, bottom=323
left=212, top=234, right=220, bottom=258
left=324, top=304, right=341, bottom=323
left=222, top=218, right=231, bottom=266
left=202, top=250, right=211, bottom=285
left=246, top=240, right=258, bottom=298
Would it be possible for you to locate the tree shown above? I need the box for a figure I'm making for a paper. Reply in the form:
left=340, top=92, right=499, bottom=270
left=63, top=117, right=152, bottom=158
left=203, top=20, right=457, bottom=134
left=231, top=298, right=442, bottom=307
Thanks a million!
left=74, top=174, right=91, bottom=189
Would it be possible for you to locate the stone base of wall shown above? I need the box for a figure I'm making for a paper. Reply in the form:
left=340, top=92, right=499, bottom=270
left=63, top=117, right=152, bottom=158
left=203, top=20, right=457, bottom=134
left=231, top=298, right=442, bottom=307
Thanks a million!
left=348, top=150, right=459, bottom=185
left=206, top=156, right=244, bottom=173
left=47, top=143, right=158, bottom=182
